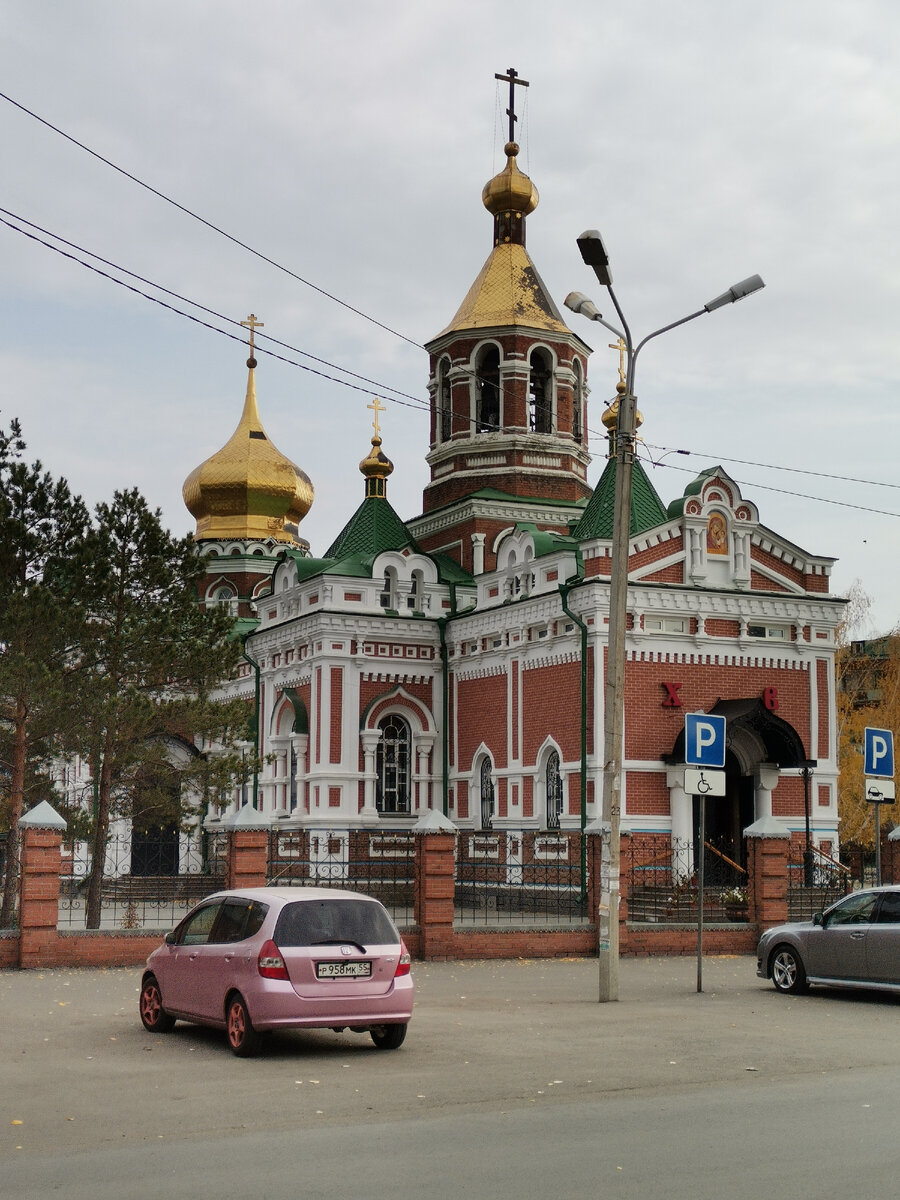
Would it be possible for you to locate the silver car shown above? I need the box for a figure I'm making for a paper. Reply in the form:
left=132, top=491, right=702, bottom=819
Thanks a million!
left=757, top=885, right=900, bottom=995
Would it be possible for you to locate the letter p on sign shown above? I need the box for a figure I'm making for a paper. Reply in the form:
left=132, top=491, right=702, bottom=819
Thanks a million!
left=864, top=727, right=894, bottom=778
left=684, top=713, right=726, bottom=768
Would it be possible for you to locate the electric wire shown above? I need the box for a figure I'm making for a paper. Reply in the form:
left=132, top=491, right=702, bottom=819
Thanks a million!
left=3, top=206, right=897, bottom=519
left=0, top=88, right=423, bottom=350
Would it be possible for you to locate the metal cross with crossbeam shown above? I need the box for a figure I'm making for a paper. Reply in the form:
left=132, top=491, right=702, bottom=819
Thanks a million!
left=367, top=396, right=385, bottom=438
left=495, top=67, right=529, bottom=144
left=240, top=313, right=264, bottom=355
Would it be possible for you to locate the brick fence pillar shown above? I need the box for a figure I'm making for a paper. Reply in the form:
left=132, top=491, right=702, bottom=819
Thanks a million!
left=18, top=801, right=67, bottom=969
left=744, top=815, right=790, bottom=930
left=413, top=816, right=457, bottom=960
left=222, top=805, right=270, bottom=891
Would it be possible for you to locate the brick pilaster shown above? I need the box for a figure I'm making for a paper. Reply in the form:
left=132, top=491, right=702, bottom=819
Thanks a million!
left=745, top=817, right=790, bottom=930
left=414, top=831, right=457, bottom=959
left=19, top=827, right=62, bottom=968
left=225, top=829, right=269, bottom=890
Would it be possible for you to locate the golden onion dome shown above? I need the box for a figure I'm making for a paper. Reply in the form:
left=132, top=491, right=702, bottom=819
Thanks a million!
left=359, top=431, right=394, bottom=499
left=182, top=358, right=314, bottom=543
left=482, top=141, right=539, bottom=218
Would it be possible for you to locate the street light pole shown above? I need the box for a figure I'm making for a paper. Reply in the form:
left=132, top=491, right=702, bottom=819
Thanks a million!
left=566, top=233, right=764, bottom=1002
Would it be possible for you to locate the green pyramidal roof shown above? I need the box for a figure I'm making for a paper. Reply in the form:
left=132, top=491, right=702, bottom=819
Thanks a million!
left=571, top=457, right=668, bottom=541
left=325, top=495, right=419, bottom=560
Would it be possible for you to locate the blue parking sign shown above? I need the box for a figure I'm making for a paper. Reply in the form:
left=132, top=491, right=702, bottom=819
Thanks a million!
left=864, top=727, right=894, bottom=778
left=684, top=713, right=726, bottom=768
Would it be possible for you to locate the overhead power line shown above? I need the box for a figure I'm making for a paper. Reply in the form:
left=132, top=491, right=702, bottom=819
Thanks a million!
left=0, top=88, right=423, bottom=350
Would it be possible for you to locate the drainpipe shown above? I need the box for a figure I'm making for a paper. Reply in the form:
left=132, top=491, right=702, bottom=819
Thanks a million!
left=438, top=614, right=450, bottom=818
left=240, top=632, right=261, bottom=811
left=560, top=558, right=588, bottom=898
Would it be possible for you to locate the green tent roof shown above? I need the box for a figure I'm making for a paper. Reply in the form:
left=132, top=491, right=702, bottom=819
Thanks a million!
left=325, top=495, right=419, bottom=560
left=571, top=458, right=668, bottom=541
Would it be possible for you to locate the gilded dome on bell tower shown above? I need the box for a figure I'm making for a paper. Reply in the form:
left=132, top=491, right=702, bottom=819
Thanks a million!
left=182, top=347, right=314, bottom=545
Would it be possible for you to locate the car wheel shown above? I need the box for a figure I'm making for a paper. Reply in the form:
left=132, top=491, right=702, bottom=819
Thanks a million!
left=770, top=945, right=808, bottom=994
left=226, top=993, right=262, bottom=1057
left=370, top=1023, right=407, bottom=1050
left=140, top=975, right=176, bottom=1033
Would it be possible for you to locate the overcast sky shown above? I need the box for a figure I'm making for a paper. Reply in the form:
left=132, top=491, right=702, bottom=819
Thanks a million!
left=2, top=1, right=898, bottom=633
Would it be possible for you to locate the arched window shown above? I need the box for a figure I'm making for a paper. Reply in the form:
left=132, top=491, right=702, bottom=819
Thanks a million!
left=289, top=742, right=298, bottom=812
left=476, top=346, right=501, bottom=433
left=529, top=349, right=552, bottom=433
left=375, top=715, right=411, bottom=815
left=408, top=569, right=424, bottom=612
left=572, top=358, right=584, bottom=444
left=480, top=758, right=494, bottom=830
left=546, top=750, right=563, bottom=830
left=438, top=356, right=452, bottom=443
left=379, top=567, right=398, bottom=610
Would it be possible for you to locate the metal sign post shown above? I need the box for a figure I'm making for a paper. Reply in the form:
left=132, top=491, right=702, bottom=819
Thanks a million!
left=864, top=728, right=895, bottom=886
left=684, top=715, right=727, bottom=995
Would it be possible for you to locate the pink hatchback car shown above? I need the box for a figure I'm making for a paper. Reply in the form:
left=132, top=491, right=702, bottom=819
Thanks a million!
left=139, top=887, right=414, bottom=1056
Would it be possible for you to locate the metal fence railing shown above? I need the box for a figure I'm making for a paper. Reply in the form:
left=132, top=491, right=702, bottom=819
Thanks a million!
left=58, top=830, right=226, bottom=931
left=266, top=829, right=416, bottom=928
left=626, top=836, right=748, bottom=924
left=787, top=847, right=850, bottom=920
left=454, top=831, right=589, bottom=927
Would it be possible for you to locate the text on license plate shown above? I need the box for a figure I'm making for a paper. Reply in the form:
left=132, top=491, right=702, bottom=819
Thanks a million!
left=316, top=960, right=372, bottom=979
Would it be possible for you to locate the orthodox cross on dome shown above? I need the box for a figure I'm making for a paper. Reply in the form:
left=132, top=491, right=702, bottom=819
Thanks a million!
left=240, top=313, right=264, bottom=355
left=367, top=396, right=385, bottom=438
left=494, top=67, right=529, bottom=144
left=609, top=337, right=627, bottom=387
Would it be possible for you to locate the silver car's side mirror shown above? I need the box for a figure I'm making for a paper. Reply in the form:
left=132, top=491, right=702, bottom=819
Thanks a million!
left=813, top=912, right=823, bottom=927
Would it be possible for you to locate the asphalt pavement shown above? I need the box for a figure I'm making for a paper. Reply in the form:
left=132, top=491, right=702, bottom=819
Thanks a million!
left=2, top=954, right=899, bottom=1199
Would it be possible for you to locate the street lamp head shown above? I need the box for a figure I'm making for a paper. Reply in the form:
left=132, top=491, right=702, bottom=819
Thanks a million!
left=576, top=229, right=614, bottom=286
left=564, top=291, right=603, bottom=322
left=704, top=273, right=765, bottom=312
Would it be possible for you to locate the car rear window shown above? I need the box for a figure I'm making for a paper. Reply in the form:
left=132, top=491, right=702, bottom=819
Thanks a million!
left=210, top=899, right=270, bottom=944
left=274, top=898, right=399, bottom=948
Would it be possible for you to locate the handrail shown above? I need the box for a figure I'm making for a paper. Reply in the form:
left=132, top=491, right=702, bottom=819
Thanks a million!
left=790, top=845, right=851, bottom=876
left=702, top=841, right=747, bottom=876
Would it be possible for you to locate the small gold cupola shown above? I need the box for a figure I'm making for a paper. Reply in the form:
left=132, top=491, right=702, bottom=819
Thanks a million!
left=182, top=317, right=314, bottom=543
left=359, top=397, right=394, bottom=499
left=482, top=141, right=539, bottom=247
left=602, top=338, right=643, bottom=458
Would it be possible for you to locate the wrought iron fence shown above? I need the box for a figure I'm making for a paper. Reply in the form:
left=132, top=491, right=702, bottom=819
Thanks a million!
left=58, top=830, right=226, bottom=931
left=787, top=848, right=849, bottom=920
left=266, top=828, right=416, bottom=928
left=626, top=836, right=748, bottom=924
left=454, top=831, right=589, bottom=927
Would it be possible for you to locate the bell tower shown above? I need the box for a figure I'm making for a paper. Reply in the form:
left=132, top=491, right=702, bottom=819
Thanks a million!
left=410, top=73, right=593, bottom=572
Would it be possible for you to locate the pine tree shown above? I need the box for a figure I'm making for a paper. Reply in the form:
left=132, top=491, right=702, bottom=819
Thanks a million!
left=75, top=489, right=251, bottom=927
left=0, top=424, right=90, bottom=926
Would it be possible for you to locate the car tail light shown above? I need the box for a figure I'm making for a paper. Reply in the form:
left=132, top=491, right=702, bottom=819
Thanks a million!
left=394, top=940, right=411, bottom=978
left=258, top=940, right=290, bottom=980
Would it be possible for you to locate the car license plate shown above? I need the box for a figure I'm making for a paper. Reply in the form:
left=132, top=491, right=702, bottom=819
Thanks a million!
left=316, top=960, right=372, bottom=979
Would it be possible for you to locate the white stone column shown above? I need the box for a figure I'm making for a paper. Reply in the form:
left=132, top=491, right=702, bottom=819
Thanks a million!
left=359, top=730, right=381, bottom=825
left=472, top=533, right=486, bottom=575
left=291, top=733, right=309, bottom=815
left=415, top=734, right=435, bottom=812
left=754, top=764, right=780, bottom=821
left=667, top=765, right=694, bottom=877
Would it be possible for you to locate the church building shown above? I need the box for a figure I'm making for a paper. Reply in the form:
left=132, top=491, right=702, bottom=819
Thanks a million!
left=184, top=91, right=845, bottom=871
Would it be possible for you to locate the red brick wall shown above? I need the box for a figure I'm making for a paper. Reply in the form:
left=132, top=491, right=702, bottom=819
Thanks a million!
left=522, top=659, right=585, bottom=764
left=816, top=658, right=830, bottom=759
left=706, top=619, right=741, bottom=638
left=456, top=673, right=508, bottom=768
left=330, top=667, right=343, bottom=763
left=751, top=546, right=804, bottom=587
left=624, top=658, right=810, bottom=760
